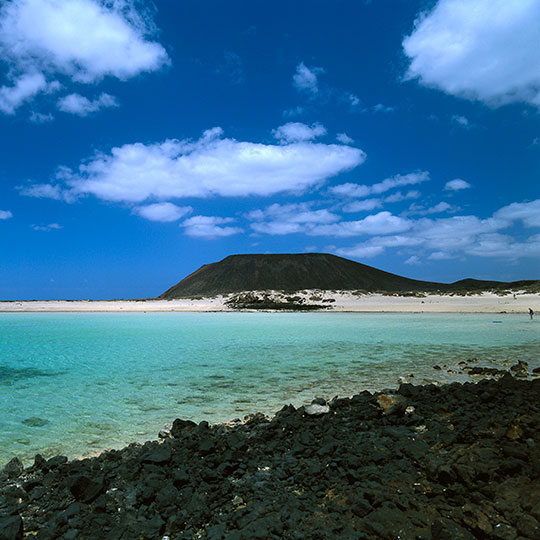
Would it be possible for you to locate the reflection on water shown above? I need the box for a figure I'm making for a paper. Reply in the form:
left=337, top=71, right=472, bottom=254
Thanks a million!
left=0, top=312, right=538, bottom=465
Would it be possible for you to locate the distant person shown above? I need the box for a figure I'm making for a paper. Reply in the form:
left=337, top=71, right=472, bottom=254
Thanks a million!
left=530, top=308, right=535, bottom=320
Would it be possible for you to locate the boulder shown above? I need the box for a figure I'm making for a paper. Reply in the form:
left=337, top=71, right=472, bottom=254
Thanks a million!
left=0, top=514, right=23, bottom=540
left=2, top=458, right=23, bottom=480
left=377, top=394, right=407, bottom=416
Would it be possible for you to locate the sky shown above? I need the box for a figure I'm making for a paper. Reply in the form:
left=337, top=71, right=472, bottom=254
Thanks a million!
left=0, top=0, right=539, bottom=300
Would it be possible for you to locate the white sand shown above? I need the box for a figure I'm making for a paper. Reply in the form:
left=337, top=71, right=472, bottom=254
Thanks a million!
left=0, top=290, right=537, bottom=313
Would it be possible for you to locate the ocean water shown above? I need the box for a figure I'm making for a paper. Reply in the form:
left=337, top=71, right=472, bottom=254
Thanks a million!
left=1, top=312, right=539, bottom=466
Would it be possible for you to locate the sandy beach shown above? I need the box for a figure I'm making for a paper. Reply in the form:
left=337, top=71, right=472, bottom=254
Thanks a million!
left=0, top=290, right=537, bottom=313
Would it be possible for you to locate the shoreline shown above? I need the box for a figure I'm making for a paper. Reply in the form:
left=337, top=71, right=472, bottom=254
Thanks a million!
left=0, top=290, right=538, bottom=313
left=2, top=372, right=540, bottom=539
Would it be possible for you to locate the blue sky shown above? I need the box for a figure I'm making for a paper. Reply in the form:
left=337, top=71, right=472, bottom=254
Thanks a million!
left=1, top=0, right=539, bottom=300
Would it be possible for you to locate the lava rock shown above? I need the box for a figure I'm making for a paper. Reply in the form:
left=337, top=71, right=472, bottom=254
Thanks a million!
left=377, top=393, right=407, bottom=416
left=0, top=514, right=23, bottom=540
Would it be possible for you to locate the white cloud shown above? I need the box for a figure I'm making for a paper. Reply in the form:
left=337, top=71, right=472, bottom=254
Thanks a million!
left=452, top=115, right=470, bottom=128
left=332, top=198, right=540, bottom=262
left=31, top=223, right=62, bottom=231
left=57, top=93, right=118, bottom=116
left=384, top=190, right=421, bottom=203
left=372, top=104, right=395, bottom=113
left=406, top=201, right=453, bottom=216
left=0, top=72, right=51, bottom=114
left=18, top=183, right=61, bottom=199
left=283, top=106, right=304, bottom=118
left=310, top=212, right=412, bottom=237
left=428, top=251, right=456, bottom=261
left=348, top=93, right=360, bottom=107
left=293, top=62, right=324, bottom=95
left=342, top=198, right=382, bottom=213
left=27, top=127, right=365, bottom=203
left=444, top=178, right=471, bottom=191
left=181, top=215, right=242, bottom=239
left=404, top=255, right=421, bottom=265
left=133, top=202, right=192, bottom=222
left=272, top=122, right=326, bottom=143
left=30, top=111, right=54, bottom=123
left=0, top=210, right=13, bottom=219
left=494, top=199, right=540, bottom=228
left=330, top=171, right=429, bottom=198
left=248, top=202, right=340, bottom=235
left=334, top=244, right=385, bottom=259
left=403, top=0, right=540, bottom=108
left=336, top=133, right=354, bottom=145
left=0, top=0, right=168, bottom=113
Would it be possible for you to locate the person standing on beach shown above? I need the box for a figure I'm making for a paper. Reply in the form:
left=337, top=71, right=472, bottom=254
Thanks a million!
left=530, top=308, right=534, bottom=320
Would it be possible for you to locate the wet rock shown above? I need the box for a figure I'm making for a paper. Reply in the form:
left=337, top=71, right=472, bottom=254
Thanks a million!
left=158, top=423, right=172, bottom=439
left=467, top=366, right=506, bottom=376
left=46, top=455, right=68, bottom=469
left=0, top=513, right=23, bottom=540
left=1, top=458, right=23, bottom=480
left=170, top=418, right=197, bottom=438
left=377, top=393, right=407, bottom=416
left=510, top=360, right=529, bottom=378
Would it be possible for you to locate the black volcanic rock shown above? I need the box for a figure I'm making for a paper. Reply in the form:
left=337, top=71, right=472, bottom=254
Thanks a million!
left=159, top=253, right=538, bottom=298
left=3, top=376, right=540, bottom=539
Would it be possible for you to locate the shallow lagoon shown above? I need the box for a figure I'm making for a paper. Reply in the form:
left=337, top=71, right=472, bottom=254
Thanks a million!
left=1, top=312, right=538, bottom=465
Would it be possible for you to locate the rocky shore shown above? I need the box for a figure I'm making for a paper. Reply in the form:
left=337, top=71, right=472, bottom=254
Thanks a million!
left=2, top=373, right=540, bottom=540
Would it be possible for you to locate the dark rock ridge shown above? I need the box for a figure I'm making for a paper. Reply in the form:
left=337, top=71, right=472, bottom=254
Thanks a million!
left=2, top=375, right=540, bottom=539
left=159, top=253, right=539, bottom=298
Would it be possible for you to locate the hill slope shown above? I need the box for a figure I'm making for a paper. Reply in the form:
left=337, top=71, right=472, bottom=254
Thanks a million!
left=159, top=253, right=538, bottom=298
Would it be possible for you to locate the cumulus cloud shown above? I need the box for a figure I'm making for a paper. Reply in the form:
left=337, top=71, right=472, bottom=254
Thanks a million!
left=133, top=202, right=192, bottom=222
left=403, top=0, right=540, bottom=108
left=334, top=244, right=385, bottom=259
left=272, top=122, right=327, bottom=143
left=23, top=127, right=365, bottom=204
left=310, top=212, right=412, bottom=237
left=404, top=255, right=421, bottom=265
left=30, top=111, right=54, bottom=123
left=494, top=199, right=540, bottom=228
left=342, top=198, right=383, bottom=213
left=57, top=93, right=118, bottom=116
left=0, top=210, right=13, bottom=219
left=0, top=72, right=53, bottom=114
left=444, top=178, right=471, bottom=191
left=0, top=0, right=168, bottom=113
left=384, top=190, right=421, bottom=203
left=181, top=215, right=242, bottom=239
left=405, top=201, right=453, bottom=216
left=336, top=133, right=354, bottom=145
left=248, top=202, right=340, bottom=235
left=293, top=62, right=324, bottom=95
left=334, top=199, right=540, bottom=262
left=330, top=171, right=429, bottom=198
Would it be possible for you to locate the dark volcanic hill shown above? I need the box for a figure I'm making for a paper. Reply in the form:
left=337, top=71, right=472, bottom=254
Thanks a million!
left=159, top=253, right=538, bottom=298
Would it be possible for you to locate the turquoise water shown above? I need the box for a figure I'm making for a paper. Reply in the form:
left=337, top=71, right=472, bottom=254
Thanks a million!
left=1, top=312, right=538, bottom=465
